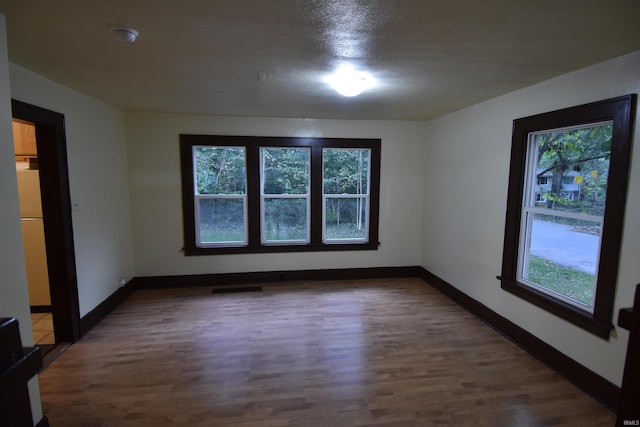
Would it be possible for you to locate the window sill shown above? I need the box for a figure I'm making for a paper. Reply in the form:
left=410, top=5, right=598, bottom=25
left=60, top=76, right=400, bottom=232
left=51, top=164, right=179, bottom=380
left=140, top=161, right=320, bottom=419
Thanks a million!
left=498, top=277, right=613, bottom=339
left=184, top=242, right=380, bottom=256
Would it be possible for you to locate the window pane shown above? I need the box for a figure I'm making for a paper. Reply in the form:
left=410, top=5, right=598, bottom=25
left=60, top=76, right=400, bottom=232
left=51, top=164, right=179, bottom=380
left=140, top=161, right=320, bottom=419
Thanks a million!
left=324, top=197, right=368, bottom=240
left=261, top=148, right=309, bottom=194
left=323, top=148, right=370, bottom=194
left=197, top=198, right=245, bottom=244
left=521, top=212, right=599, bottom=309
left=532, top=124, right=611, bottom=216
left=195, top=146, right=246, bottom=195
left=263, top=198, right=308, bottom=242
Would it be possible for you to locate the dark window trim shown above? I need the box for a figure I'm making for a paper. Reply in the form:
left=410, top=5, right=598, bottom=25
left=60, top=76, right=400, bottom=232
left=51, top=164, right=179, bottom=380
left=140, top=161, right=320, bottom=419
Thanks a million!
left=12, top=99, right=81, bottom=343
left=180, top=135, right=381, bottom=255
left=499, top=94, right=637, bottom=339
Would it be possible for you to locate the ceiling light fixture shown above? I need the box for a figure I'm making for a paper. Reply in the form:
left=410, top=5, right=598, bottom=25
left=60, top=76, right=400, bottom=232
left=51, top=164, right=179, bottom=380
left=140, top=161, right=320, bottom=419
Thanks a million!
left=325, top=64, right=374, bottom=97
left=112, top=27, right=139, bottom=43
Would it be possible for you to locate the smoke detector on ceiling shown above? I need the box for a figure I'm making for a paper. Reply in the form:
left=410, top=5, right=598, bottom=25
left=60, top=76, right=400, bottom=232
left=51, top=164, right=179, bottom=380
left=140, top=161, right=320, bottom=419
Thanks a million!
left=112, top=28, right=139, bottom=43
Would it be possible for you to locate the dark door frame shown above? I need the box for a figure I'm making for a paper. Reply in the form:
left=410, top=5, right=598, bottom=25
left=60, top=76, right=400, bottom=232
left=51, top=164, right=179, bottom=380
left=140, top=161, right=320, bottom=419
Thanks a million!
left=12, top=99, right=81, bottom=343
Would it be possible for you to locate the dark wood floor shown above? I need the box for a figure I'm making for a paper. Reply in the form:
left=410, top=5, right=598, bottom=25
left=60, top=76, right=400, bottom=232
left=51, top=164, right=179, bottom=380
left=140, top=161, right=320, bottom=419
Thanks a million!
left=38, top=278, right=614, bottom=426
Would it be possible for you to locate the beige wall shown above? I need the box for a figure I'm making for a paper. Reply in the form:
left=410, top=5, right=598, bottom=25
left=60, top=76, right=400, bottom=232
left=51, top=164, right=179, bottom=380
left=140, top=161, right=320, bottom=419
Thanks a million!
left=422, top=51, right=640, bottom=386
left=126, top=113, right=426, bottom=276
left=0, top=15, right=43, bottom=425
left=8, top=64, right=136, bottom=318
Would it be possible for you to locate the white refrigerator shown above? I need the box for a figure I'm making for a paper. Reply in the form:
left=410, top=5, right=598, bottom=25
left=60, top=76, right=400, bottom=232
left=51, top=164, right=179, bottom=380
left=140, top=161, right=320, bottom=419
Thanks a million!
left=16, top=165, right=51, bottom=307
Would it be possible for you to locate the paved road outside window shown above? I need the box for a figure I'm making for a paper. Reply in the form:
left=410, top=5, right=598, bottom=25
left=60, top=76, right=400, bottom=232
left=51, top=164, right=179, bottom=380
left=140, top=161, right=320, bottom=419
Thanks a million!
left=530, top=220, right=599, bottom=274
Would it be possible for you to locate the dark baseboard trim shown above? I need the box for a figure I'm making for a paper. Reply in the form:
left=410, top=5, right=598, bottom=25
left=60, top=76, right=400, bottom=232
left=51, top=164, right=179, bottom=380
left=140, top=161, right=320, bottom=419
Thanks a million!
left=418, top=267, right=620, bottom=412
left=35, top=415, right=50, bottom=427
left=30, top=305, right=52, bottom=314
left=79, top=281, right=135, bottom=337
left=132, top=266, right=423, bottom=289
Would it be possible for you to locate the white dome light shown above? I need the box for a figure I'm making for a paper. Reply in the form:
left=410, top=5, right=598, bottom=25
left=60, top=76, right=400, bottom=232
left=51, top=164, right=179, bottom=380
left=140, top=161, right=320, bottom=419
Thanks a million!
left=325, top=65, right=374, bottom=97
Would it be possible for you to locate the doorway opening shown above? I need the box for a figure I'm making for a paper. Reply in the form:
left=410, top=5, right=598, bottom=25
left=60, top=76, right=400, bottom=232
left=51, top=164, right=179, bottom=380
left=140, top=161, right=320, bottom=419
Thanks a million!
left=12, top=99, right=81, bottom=351
left=13, top=118, right=57, bottom=354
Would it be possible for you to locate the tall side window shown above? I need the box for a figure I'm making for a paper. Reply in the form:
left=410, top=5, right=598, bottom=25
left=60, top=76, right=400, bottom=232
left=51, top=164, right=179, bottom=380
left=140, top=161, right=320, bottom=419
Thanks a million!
left=499, top=95, right=636, bottom=339
left=180, top=135, right=381, bottom=255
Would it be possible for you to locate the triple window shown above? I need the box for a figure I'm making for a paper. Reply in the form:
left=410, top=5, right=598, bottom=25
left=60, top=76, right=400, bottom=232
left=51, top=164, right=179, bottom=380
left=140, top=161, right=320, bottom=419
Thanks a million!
left=180, top=135, right=380, bottom=255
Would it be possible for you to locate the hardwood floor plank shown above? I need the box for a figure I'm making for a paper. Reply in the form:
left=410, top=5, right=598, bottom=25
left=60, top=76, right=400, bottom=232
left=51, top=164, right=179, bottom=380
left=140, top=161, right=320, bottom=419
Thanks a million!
left=38, top=278, right=614, bottom=426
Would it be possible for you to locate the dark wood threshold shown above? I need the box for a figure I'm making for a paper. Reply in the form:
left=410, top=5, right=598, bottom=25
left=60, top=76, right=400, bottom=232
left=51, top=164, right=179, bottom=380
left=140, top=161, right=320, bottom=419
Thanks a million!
left=41, top=342, right=71, bottom=371
left=79, top=280, right=135, bottom=337
left=29, top=306, right=52, bottom=314
left=419, top=267, right=619, bottom=412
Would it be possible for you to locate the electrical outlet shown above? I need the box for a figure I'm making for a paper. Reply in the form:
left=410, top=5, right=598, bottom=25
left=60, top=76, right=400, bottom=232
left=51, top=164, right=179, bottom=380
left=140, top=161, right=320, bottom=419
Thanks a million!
left=118, top=278, right=126, bottom=287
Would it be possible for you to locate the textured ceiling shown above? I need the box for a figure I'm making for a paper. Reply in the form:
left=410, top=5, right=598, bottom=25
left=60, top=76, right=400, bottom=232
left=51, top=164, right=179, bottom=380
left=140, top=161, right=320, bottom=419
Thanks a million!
left=1, top=0, right=639, bottom=120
